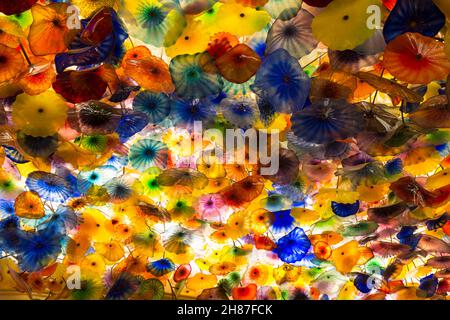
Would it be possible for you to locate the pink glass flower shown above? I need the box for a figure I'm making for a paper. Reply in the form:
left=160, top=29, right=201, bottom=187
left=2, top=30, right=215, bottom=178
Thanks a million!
left=196, top=194, right=225, bottom=222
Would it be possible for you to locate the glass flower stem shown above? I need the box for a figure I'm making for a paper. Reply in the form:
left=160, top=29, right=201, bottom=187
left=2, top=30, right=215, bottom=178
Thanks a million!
left=128, top=37, right=135, bottom=48
left=371, top=69, right=385, bottom=103
left=167, top=279, right=177, bottom=300
left=19, top=42, right=32, bottom=66
left=301, top=52, right=326, bottom=69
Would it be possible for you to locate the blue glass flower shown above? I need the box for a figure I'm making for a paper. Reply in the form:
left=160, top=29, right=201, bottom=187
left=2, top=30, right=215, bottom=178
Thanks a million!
left=106, top=155, right=129, bottom=169
left=276, top=227, right=311, bottom=263
left=133, top=91, right=171, bottom=124
left=0, top=215, right=19, bottom=231
left=354, top=273, right=372, bottom=294
left=383, top=0, right=445, bottom=43
left=0, top=199, right=14, bottom=217
left=25, top=171, right=72, bottom=203
left=271, top=209, right=295, bottom=233
left=77, top=166, right=118, bottom=194
left=55, top=7, right=128, bottom=73
left=385, top=158, right=403, bottom=176
left=105, top=272, right=139, bottom=300
left=116, top=111, right=149, bottom=142
left=2, top=145, right=29, bottom=164
left=291, top=99, right=365, bottom=144
left=246, top=31, right=268, bottom=60
left=402, top=85, right=427, bottom=113
left=147, top=258, right=175, bottom=276
left=265, top=9, right=318, bottom=60
left=251, top=48, right=310, bottom=113
left=397, top=226, right=417, bottom=240
left=45, top=205, right=82, bottom=234
left=128, top=139, right=168, bottom=171
left=0, top=216, right=25, bottom=254
left=274, top=184, right=304, bottom=202
left=104, top=175, right=134, bottom=202
left=219, top=98, right=259, bottom=129
left=418, top=274, right=438, bottom=298
left=15, top=227, right=63, bottom=272
left=331, top=201, right=360, bottom=218
left=56, top=171, right=81, bottom=198
left=426, top=213, right=448, bottom=231
left=170, top=97, right=216, bottom=128
left=256, top=96, right=276, bottom=125
left=397, top=230, right=421, bottom=249
left=169, top=53, right=223, bottom=99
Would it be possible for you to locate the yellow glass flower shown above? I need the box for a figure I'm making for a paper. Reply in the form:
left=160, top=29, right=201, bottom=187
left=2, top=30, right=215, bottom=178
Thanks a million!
left=403, top=147, right=441, bottom=176
left=331, top=240, right=361, bottom=274
left=139, top=167, right=164, bottom=199
left=186, top=273, right=217, bottom=291
left=197, top=156, right=226, bottom=178
left=249, top=208, right=273, bottom=234
left=195, top=258, right=211, bottom=271
left=356, top=183, right=389, bottom=202
left=78, top=208, right=114, bottom=242
left=209, top=261, right=236, bottom=276
left=426, top=168, right=450, bottom=190
left=211, top=3, right=271, bottom=36
left=80, top=254, right=106, bottom=275
left=165, top=19, right=211, bottom=57
left=94, top=241, right=125, bottom=262
left=316, top=188, right=360, bottom=203
left=273, top=264, right=301, bottom=284
left=0, top=259, right=20, bottom=290
left=71, top=0, right=117, bottom=17
left=247, top=264, right=271, bottom=286
left=12, top=91, right=68, bottom=137
left=312, top=0, right=380, bottom=50
left=291, top=208, right=320, bottom=226
left=225, top=211, right=250, bottom=240
left=338, top=281, right=357, bottom=300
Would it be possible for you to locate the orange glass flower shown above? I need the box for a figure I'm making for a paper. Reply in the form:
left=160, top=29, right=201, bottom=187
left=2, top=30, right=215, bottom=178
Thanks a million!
left=215, top=44, right=261, bottom=84
left=207, top=32, right=239, bottom=59
left=231, top=283, right=257, bottom=300
left=14, top=191, right=45, bottom=219
left=0, top=44, right=25, bottom=83
left=124, top=56, right=175, bottom=94
left=384, top=33, right=450, bottom=85
left=121, top=46, right=153, bottom=68
left=18, top=62, right=56, bottom=95
left=28, top=3, right=79, bottom=56
left=173, top=264, right=192, bottom=282
left=313, top=241, right=332, bottom=260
